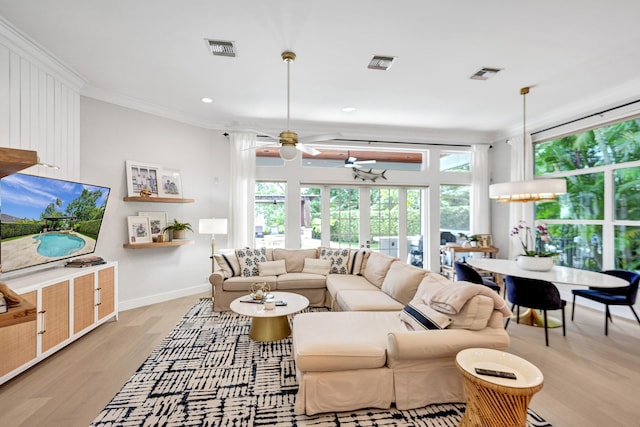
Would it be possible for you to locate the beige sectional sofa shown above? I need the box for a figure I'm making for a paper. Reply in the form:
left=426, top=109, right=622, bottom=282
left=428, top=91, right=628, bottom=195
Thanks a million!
left=209, top=246, right=511, bottom=415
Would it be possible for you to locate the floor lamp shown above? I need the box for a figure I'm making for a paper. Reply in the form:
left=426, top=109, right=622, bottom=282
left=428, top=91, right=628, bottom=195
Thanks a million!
left=198, top=218, right=228, bottom=273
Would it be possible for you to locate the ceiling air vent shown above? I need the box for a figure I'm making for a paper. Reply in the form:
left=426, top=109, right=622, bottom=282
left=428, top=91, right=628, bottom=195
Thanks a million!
left=368, top=55, right=396, bottom=71
left=205, top=39, right=237, bottom=57
left=470, top=67, right=502, bottom=80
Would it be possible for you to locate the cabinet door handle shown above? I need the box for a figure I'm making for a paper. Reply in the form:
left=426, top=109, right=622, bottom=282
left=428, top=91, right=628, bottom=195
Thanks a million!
left=96, top=287, right=102, bottom=306
left=38, top=310, right=47, bottom=334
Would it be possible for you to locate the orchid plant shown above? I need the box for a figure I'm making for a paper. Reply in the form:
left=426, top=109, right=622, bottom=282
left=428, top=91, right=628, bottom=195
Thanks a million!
left=510, top=220, right=557, bottom=257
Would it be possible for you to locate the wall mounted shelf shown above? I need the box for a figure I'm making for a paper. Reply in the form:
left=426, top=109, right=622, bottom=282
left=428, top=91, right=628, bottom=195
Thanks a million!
left=123, top=240, right=194, bottom=249
left=0, top=147, right=38, bottom=178
left=0, top=299, right=37, bottom=328
left=123, top=196, right=194, bottom=203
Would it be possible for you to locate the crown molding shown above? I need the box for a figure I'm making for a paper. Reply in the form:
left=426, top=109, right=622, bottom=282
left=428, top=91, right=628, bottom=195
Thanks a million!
left=0, top=16, right=85, bottom=91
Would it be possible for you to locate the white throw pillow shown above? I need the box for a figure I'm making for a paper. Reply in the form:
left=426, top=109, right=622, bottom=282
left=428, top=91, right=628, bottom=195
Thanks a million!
left=213, top=250, right=240, bottom=278
left=302, top=258, right=332, bottom=275
left=318, top=247, right=351, bottom=274
left=400, top=302, right=452, bottom=330
left=236, top=248, right=268, bottom=277
left=258, top=259, right=287, bottom=276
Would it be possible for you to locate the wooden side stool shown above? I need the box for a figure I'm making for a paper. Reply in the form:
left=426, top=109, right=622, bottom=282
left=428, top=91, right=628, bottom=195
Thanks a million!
left=456, top=348, right=544, bottom=427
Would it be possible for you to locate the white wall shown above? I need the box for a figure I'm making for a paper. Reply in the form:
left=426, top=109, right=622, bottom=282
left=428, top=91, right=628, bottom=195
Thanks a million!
left=80, top=97, right=230, bottom=310
left=488, top=139, right=512, bottom=259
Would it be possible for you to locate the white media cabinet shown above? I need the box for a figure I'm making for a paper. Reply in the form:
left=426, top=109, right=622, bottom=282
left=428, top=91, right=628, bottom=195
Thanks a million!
left=0, top=262, right=118, bottom=385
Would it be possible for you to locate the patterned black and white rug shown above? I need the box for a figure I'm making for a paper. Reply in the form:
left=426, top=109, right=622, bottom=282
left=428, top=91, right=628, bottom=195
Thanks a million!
left=91, top=300, right=552, bottom=426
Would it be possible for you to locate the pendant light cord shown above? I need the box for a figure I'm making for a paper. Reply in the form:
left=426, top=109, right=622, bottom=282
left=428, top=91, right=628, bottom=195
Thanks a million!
left=286, top=58, right=291, bottom=132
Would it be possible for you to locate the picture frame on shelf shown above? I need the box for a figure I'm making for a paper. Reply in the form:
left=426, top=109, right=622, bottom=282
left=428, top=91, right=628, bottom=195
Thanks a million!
left=477, top=234, right=493, bottom=248
left=127, top=215, right=152, bottom=244
left=159, top=169, right=183, bottom=198
left=138, top=211, right=168, bottom=238
left=125, top=160, right=162, bottom=197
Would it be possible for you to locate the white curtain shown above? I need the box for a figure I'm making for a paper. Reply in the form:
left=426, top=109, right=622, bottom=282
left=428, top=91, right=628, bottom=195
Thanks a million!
left=228, top=132, right=256, bottom=248
left=470, top=144, right=490, bottom=234
left=508, top=133, right=535, bottom=259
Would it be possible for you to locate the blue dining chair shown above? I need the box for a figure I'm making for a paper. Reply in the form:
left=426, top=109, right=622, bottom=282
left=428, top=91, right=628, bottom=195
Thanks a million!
left=571, top=269, right=640, bottom=336
left=454, top=261, right=501, bottom=293
left=504, top=275, right=566, bottom=346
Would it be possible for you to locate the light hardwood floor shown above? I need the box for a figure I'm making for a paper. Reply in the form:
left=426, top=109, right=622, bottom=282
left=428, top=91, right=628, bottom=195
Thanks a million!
left=0, top=293, right=638, bottom=427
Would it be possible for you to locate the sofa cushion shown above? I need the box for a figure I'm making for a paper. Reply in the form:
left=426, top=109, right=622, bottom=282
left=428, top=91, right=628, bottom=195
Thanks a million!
left=413, top=273, right=451, bottom=301
left=236, top=248, right=268, bottom=277
left=348, top=249, right=370, bottom=275
left=273, top=248, right=318, bottom=273
left=319, top=247, right=352, bottom=274
left=301, top=258, right=331, bottom=275
left=222, top=275, right=278, bottom=292
left=276, top=273, right=327, bottom=290
left=326, top=274, right=379, bottom=298
left=381, top=262, right=427, bottom=305
left=400, top=302, right=452, bottom=330
left=213, top=250, right=241, bottom=278
left=293, top=311, right=403, bottom=371
left=336, top=290, right=405, bottom=311
left=258, top=260, right=287, bottom=276
left=362, top=251, right=398, bottom=288
left=446, top=294, right=495, bottom=330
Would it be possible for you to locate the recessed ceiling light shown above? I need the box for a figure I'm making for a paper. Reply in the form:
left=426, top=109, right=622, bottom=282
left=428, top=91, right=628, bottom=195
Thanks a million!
left=342, top=106, right=356, bottom=113
left=201, top=97, right=213, bottom=103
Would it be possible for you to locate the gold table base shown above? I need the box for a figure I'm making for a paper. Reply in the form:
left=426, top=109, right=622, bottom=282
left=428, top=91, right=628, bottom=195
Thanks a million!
left=248, top=315, right=291, bottom=342
left=513, top=308, right=562, bottom=328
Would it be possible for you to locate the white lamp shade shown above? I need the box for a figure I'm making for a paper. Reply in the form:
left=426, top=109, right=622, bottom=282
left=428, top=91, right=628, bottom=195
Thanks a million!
left=489, top=178, right=566, bottom=203
left=279, top=145, right=298, bottom=161
left=199, top=218, right=228, bottom=235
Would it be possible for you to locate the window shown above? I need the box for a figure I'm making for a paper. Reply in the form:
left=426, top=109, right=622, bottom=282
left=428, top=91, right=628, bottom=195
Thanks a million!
left=329, top=188, right=360, bottom=248
left=534, top=117, right=640, bottom=271
left=440, top=151, right=470, bottom=172
left=300, top=187, right=321, bottom=249
left=370, top=188, right=399, bottom=256
left=255, top=182, right=286, bottom=248
left=440, top=185, right=470, bottom=235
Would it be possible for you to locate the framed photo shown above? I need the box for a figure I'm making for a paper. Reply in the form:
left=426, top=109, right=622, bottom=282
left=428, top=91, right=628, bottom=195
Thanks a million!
left=159, top=169, right=183, bottom=198
left=127, top=216, right=152, bottom=244
left=126, top=160, right=162, bottom=197
left=139, top=211, right=168, bottom=238
left=477, top=234, right=493, bottom=248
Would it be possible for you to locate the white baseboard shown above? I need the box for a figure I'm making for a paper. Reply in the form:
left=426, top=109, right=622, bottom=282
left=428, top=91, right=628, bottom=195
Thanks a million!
left=119, top=283, right=210, bottom=311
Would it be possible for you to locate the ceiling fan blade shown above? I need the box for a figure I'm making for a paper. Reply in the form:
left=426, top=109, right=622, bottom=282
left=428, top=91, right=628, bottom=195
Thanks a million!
left=296, top=143, right=321, bottom=156
left=298, top=132, right=342, bottom=144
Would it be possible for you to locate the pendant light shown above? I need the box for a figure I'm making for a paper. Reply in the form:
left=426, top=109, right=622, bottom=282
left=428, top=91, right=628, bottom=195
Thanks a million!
left=489, top=87, right=566, bottom=203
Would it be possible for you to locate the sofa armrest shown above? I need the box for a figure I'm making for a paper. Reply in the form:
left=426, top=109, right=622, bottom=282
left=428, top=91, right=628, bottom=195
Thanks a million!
left=387, top=327, right=509, bottom=362
left=209, top=271, right=225, bottom=288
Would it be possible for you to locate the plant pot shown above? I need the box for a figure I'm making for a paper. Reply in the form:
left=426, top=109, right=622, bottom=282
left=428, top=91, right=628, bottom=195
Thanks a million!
left=517, top=255, right=554, bottom=272
left=172, top=229, right=186, bottom=240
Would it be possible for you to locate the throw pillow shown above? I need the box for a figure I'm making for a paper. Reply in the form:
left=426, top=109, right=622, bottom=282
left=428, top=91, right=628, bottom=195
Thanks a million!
left=348, top=249, right=370, bottom=275
left=400, top=302, right=452, bottom=330
left=258, top=259, right=287, bottom=276
left=236, top=248, right=268, bottom=277
left=318, top=247, right=351, bottom=274
left=213, top=251, right=240, bottom=278
left=301, top=258, right=332, bottom=275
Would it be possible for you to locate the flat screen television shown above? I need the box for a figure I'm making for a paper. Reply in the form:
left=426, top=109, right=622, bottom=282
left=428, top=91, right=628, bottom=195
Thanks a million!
left=0, top=173, right=111, bottom=273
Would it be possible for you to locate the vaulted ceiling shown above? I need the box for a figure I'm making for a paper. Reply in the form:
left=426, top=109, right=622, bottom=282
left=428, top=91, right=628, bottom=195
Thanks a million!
left=1, top=1, right=640, bottom=145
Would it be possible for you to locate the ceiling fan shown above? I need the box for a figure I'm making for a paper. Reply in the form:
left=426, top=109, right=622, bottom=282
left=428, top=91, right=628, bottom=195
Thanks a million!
left=256, top=51, right=341, bottom=161
left=344, top=152, right=376, bottom=169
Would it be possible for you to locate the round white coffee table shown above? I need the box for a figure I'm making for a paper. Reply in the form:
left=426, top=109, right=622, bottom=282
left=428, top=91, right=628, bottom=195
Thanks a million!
left=456, top=348, right=544, bottom=427
left=230, top=291, right=309, bottom=342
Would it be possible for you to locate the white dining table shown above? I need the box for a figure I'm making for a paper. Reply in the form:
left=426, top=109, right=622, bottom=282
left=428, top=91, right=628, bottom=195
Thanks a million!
left=467, top=258, right=628, bottom=327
